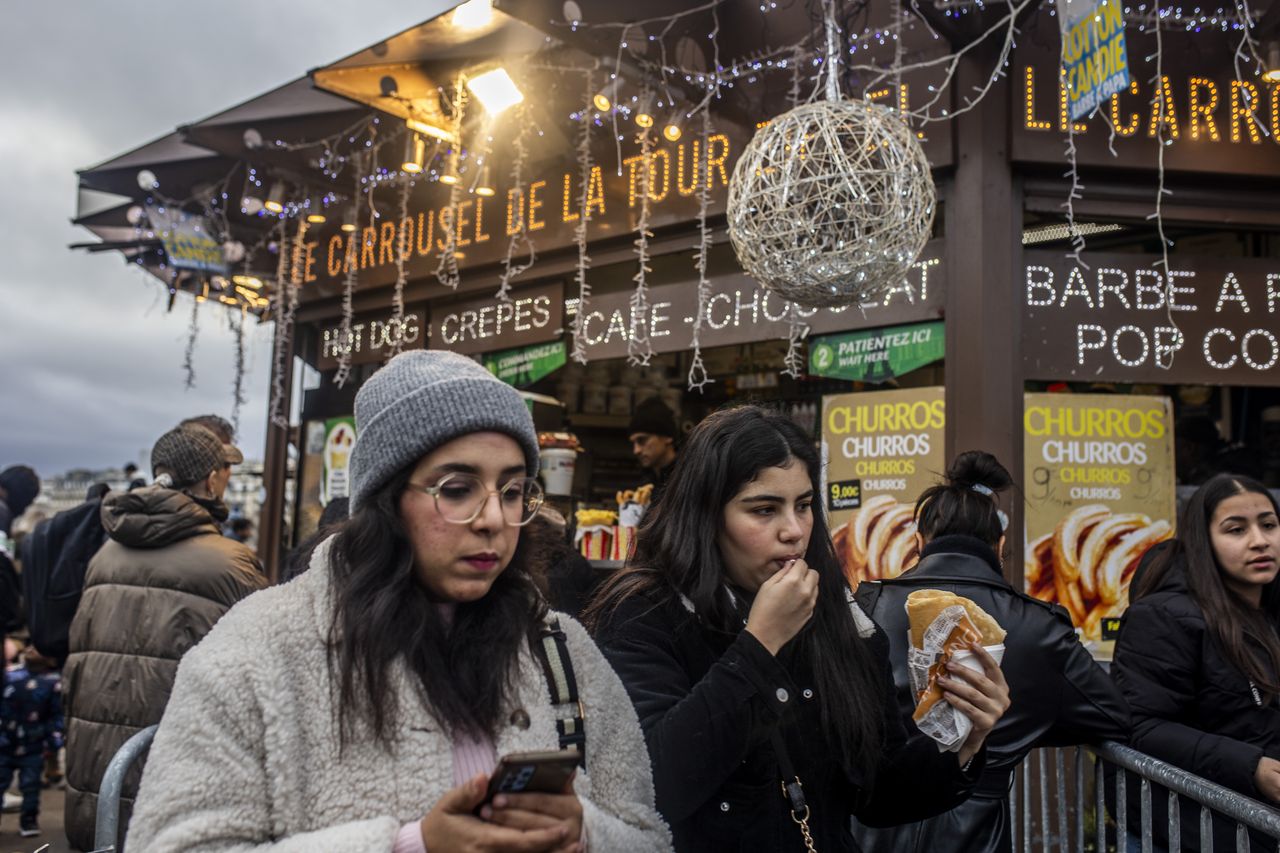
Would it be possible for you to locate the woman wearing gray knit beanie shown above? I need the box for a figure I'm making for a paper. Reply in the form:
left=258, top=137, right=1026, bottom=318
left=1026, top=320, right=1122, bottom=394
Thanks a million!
left=128, top=350, right=672, bottom=852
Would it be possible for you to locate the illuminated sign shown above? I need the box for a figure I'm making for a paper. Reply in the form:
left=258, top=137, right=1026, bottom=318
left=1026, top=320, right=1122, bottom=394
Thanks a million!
left=1013, top=18, right=1280, bottom=175
left=1022, top=252, right=1280, bottom=385
left=317, top=305, right=426, bottom=371
left=428, top=280, right=564, bottom=355
left=579, top=244, right=944, bottom=360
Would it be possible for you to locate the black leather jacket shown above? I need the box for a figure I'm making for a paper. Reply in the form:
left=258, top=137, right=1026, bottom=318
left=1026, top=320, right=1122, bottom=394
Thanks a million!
left=595, top=588, right=983, bottom=853
left=853, top=535, right=1130, bottom=853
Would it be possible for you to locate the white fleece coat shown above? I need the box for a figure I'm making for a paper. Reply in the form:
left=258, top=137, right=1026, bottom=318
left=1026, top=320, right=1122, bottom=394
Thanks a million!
left=127, top=542, right=672, bottom=852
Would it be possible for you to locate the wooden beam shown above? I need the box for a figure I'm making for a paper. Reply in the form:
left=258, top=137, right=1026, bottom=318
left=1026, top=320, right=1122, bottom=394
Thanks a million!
left=944, top=36, right=1025, bottom=581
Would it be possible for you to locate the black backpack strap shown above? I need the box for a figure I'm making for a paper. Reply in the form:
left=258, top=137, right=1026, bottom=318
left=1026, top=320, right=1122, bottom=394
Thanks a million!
left=535, top=616, right=586, bottom=767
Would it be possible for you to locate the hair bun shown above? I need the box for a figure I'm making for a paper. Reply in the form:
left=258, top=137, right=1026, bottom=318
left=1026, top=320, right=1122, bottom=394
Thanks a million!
left=945, top=450, right=1012, bottom=493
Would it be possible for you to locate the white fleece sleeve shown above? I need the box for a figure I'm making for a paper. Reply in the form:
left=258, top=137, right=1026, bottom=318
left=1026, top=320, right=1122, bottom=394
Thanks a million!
left=559, top=616, right=673, bottom=852
left=126, top=645, right=401, bottom=853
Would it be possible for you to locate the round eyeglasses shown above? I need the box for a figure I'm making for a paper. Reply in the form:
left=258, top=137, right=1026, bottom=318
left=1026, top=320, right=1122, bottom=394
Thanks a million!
left=406, top=472, right=544, bottom=527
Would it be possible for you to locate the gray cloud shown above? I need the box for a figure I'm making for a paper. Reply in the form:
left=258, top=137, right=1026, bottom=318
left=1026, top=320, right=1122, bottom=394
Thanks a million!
left=0, top=1, right=431, bottom=477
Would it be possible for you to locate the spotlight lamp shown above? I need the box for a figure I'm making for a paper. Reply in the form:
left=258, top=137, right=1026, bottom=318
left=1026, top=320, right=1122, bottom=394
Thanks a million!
left=452, top=0, right=492, bottom=30
left=634, top=94, right=655, bottom=129
left=1265, top=41, right=1280, bottom=84
left=662, top=111, right=686, bottom=142
left=474, top=163, right=496, bottom=197
left=439, top=150, right=461, bottom=185
left=341, top=208, right=358, bottom=233
left=263, top=181, right=285, bottom=214
left=592, top=77, right=622, bottom=112
left=306, top=195, right=326, bottom=224
left=402, top=133, right=426, bottom=174
left=466, top=68, right=524, bottom=115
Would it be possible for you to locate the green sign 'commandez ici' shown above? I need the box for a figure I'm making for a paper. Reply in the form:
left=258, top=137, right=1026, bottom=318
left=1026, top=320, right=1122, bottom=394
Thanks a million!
left=483, top=341, right=567, bottom=388
left=809, top=321, right=945, bottom=383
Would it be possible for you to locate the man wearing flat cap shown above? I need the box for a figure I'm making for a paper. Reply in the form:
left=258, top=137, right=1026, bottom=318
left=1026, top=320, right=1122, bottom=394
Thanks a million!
left=627, top=396, right=680, bottom=510
left=62, top=424, right=266, bottom=852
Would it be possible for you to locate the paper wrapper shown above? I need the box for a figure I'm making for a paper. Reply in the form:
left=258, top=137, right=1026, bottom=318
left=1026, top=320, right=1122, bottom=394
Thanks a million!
left=575, top=525, right=613, bottom=560
left=908, top=604, right=1006, bottom=752
left=618, top=501, right=646, bottom=528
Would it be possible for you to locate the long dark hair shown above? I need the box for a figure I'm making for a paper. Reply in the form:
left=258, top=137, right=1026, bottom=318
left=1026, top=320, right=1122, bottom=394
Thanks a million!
left=585, top=405, right=885, bottom=774
left=915, top=450, right=1012, bottom=549
left=327, top=466, right=547, bottom=748
left=1135, top=474, right=1280, bottom=699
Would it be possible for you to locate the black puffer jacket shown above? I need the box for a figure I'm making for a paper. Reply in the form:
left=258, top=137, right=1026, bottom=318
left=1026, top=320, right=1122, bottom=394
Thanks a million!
left=1113, top=557, right=1280, bottom=851
left=854, top=535, right=1130, bottom=853
left=595, top=587, right=982, bottom=853
left=63, top=485, right=266, bottom=851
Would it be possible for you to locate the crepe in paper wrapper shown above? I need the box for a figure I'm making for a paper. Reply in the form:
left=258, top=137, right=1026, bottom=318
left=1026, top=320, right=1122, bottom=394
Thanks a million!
left=905, top=590, right=1007, bottom=752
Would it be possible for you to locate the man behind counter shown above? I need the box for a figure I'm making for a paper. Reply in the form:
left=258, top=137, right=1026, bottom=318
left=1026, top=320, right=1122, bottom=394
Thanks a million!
left=627, top=397, right=679, bottom=506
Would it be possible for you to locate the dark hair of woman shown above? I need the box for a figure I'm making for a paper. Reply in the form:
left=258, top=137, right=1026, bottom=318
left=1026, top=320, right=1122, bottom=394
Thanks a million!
left=914, top=450, right=1013, bottom=547
left=327, top=466, right=547, bottom=748
left=585, top=405, right=885, bottom=774
left=1133, top=473, right=1280, bottom=700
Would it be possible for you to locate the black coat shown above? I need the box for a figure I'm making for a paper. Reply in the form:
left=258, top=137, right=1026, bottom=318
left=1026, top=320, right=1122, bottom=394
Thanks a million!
left=1112, top=558, right=1280, bottom=851
left=594, top=588, right=982, bottom=853
left=852, top=536, right=1130, bottom=853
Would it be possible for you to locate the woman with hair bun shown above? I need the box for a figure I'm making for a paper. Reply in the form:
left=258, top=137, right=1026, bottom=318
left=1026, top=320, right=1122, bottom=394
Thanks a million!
left=855, top=451, right=1129, bottom=853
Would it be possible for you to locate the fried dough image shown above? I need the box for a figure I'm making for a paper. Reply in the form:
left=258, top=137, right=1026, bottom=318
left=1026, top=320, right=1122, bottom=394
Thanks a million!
left=833, top=496, right=920, bottom=586
left=1024, top=504, right=1172, bottom=641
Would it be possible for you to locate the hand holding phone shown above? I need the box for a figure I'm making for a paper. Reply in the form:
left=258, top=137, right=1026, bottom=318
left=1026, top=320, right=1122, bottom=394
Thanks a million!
left=477, top=750, right=584, bottom=852
left=478, top=750, right=581, bottom=807
left=421, top=772, right=572, bottom=853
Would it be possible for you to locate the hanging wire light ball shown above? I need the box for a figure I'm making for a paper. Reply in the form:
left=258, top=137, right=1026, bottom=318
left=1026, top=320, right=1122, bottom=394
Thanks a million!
left=727, top=100, right=936, bottom=309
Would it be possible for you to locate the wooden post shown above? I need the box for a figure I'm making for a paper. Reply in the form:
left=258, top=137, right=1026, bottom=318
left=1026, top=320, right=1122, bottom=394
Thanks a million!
left=944, top=40, right=1026, bottom=580
left=257, top=324, right=295, bottom=583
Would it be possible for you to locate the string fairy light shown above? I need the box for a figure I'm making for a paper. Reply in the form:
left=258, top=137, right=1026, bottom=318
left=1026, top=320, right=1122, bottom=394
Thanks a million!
left=183, top=294, right=200, bottom=390
left=628, top=119, right=656, bottom=367
left=571, top=71, right=597, bottom=365
left=687, top=109, right=715, bottom=391
left=497, top=112, right=536, bottom=301
left=334, top=150, right=366, bottom=388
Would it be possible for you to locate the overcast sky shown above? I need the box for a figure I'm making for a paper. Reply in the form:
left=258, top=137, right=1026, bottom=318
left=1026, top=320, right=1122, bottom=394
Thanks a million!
left=0, top=2, right=439, bottom=479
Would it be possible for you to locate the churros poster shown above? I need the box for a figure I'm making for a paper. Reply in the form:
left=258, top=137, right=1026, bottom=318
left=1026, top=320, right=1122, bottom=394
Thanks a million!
left=1023, top=393, right=1174, bottom=650
left=823, top=387, right=946, bottom=587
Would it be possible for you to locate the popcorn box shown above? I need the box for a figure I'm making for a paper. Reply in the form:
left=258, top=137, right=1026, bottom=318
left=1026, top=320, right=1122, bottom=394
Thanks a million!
left=576, top=526, right=613, bottom=560
left=610, top=525, right=636, bottom=561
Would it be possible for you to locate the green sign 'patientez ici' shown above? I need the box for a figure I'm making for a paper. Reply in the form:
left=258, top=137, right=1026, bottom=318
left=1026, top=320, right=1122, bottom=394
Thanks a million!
left=809, top=321, right=945, bottom=383
left=483, top=340, right=567, bottom=388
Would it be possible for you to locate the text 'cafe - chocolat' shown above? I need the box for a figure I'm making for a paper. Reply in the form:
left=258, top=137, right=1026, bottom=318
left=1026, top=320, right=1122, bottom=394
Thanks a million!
left=260, top=13, right=1279, bottom=658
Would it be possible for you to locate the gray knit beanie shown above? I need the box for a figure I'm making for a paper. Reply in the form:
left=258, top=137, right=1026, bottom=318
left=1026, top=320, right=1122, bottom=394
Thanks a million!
left=348, top=350, right=539, bottom=512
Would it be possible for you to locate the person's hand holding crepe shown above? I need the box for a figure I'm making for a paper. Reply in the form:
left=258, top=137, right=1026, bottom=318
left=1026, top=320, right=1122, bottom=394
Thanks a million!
left=905, top=590, right=1011, bottom=767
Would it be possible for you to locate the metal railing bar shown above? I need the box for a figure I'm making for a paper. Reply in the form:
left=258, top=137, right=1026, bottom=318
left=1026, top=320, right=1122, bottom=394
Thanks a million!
left=1057, top=748, right=1068, bottom=853
left=1089, top=742, right=1280, bottom=838
left=1040, top=753, right=1050, bottom=853
left=1140, top=776, right=1152, bottom=853
left=1023, top=757, right=1032, bottom=853
left=1096, top=753, right=1106, bottom=853
left=1117, top=767, right=1128, bottom=851
left=1075, top=747, right=1085, bottom=853
left=1168, top=788, right=1180, bottom=853
left=1011, top=759, right=1020, bottom=852
left=1200, top=805, right=1213, bottom=853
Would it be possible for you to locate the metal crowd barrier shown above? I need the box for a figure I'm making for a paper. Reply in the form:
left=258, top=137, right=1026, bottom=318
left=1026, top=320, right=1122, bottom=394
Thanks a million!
left=90, top=724, right=158, bottom=853
left=1010, top=742, right=1280, bottom=852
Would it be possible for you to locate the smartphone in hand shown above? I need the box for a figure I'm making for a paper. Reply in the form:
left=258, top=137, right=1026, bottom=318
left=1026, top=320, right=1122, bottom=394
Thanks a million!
left=476, top=749, right=580, bottom=814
